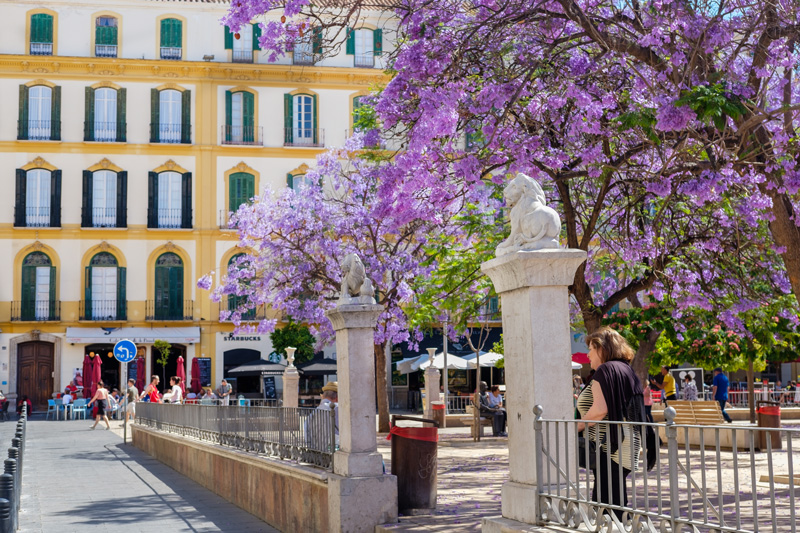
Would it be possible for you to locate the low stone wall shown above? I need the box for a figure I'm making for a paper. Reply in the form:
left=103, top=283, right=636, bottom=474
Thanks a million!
left=132, top=425, right=329, bottom=532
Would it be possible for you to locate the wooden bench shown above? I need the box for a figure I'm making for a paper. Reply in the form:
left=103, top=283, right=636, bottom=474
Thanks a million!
left=456, top=393, right=493, bottom=442
left=658, top=400, right=749, bottom=450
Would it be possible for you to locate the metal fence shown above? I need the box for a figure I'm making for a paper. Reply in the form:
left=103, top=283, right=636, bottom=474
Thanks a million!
left=534, top=405, right=798, bottom=533
left=136, top=403, right=336, bottom=470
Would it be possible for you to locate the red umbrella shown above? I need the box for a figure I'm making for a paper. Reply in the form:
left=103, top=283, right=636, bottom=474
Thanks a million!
left=136, top=357, right=146, bottom=392
left=92, top=355, right=103, bottom=396
left=82, top=355, right=93, bottom=399
left=176, top=356, right=186, bottom=396
left=572, top=352, right=590, bottom=365
left=190, top=357, right=201, bottom=394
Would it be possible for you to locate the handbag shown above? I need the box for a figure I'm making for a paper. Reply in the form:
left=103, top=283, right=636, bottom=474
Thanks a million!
left=578, top=436, right=598, bottom=470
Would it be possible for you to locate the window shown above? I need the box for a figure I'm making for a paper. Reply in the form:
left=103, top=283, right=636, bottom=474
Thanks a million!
left=223, top=90, right=257, bottom=144
left=153, top=253, right=184, bottom=320
left=95, top=16, right=118, bottom=58
left=30, top=13, right=54, bottom=55
left=20, top=252, right=56, bottom=321
left=286, top=173, right=314, bottom=191
left=151, top=89, right=190, bottom=143
left=224, top=24, right=261, bottom=63
left=229, top=172, right=255, bottom=212
left=293, top=27, right=322, bottom=66
left=84, top=252, right=126, bottom=320
left=346, top=27, right=382, bottom=68
left=227, top=254, right=255, bottom=320
left=85, top=86, right=126, bottom=142
left=18, top=84, right=61, bottom=141
left=160, top=18, right=182, bottom=60
left=284, top=93, right=319, bottom=146
left=15, top=168, right=61, bottom=228
left=82, top=169, right=127, bottom=228
left=148, top=170, right=192, bottom=229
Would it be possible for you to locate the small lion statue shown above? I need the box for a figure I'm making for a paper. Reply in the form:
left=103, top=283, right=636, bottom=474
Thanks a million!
left=496, top=172, right=561, bottom=257
left=339, top=253, right=376, bottom=304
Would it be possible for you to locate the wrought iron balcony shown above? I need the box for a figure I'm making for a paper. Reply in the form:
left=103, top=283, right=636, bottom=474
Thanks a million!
left=150, top=123, right=190, bottom=144
left=149, top=208, right=183, bottom=229
left=80, top=300, right=127, bottom=321
left=16, top=207, right=52, bottom=228
left=95, top=44, right=117, bottom=58
left=231, top=50, right=254, bottom=63
left=293, top=52, right=316, bottom=66
left=284, top=128, right=325, bottom=148
left=81, top=207, right=121, bottom=228
left=354, top=54, right=375, bottom=68
left=12, top=301, right=60, bottom=322
left=146, top=300, right=194, bottom=321
left=160, top=47, right=182, bottom=60
left=221, top=125, right=263, bottom=146
left=30, top=42, right=53, bottom=56
left=19, top=120, right=59, bottom=141
left=85, top=122, right=125, bottom=142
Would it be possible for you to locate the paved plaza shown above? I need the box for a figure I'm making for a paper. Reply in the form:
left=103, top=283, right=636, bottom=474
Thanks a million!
left=16, top=418, right=277, bottom=533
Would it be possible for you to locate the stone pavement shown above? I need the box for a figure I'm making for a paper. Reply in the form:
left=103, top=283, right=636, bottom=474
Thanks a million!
left=17, top=417, right=277, bottom=533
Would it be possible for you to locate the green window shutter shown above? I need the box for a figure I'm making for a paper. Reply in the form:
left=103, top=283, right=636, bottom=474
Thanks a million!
left=18, top=85, right=29, bottom=140
left=284, top=94, right=293, bottom=144
left=15, top=169, right=26, bottom=227
left=224, top=90, right=232, bottom=142
left=181, top=90, right=191, bottom=143
left=48, top=266, right=57, bottom=319
left=181, top=172, right=192, bottom=229
left=242, top=91, right=254, bottom=143
left=50, top=86, right=61, bottom=140
left=81, top=170, right=93, bottom=227
left=170, top=263, right=184, bottom=319
left=96, top=24, right=117, bottom=46
left=150, top=88, right=159, bottom=142
left=253, top=24, right=261, bottom=50
left=373, top=28, right=383, bottom=55
left=84, top=87, right=95, bottom=141
left=116, top=88, right=126, bottom=142
left=161, top=18, right=182, bottom=48
left=117, top=267, right=127, bottom=319
left=229, top=173, right=254, bottom=211
left=50, top=170, right=61, bottom=228
left=31, top=14, right=53, bottom=43
left=21, top=266, right=35, bottom=320
left=116, top=171, right=127, bottom=228
left=147, top=171, right=158, bottom=228
left=313, top=27, right=323, bottom=54
left=345, top=27, right=355, bottom=55
left=84, top=266, right=92, bottom=319
left=224, top=26, right=233, bottom=50
left=312, top=93, right=318, bottom=145
left=286, top=173, right=294, bottom=189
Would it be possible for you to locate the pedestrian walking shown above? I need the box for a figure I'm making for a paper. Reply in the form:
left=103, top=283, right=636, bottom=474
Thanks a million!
left=650, top=366, right=677, bottom=405
left=712, top=368, right=733, bottom=423
left=216, top=379, right=232, bottom=406
left=162, top=377, right=183, bottom=404
left=140, top=375, right=162, bottom=403
left=683, top=376, right=698, bottom=401
left=88, top=380, right=111, bottom=430
left=643, top=384, right=654, bottom=423
left=125, top=378, right=138, bottom=424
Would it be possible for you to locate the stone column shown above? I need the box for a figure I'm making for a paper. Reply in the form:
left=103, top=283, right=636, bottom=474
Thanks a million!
left=423, top=348, right=441, bottom=425
left=282, top=347, right=300, bottom=408
left=326, top=303, right=398, bottom=532
left=481, top=249, right=586, bottom=531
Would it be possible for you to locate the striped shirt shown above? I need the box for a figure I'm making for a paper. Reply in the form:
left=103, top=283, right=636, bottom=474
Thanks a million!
left=577, top=382, right=641, bottom=472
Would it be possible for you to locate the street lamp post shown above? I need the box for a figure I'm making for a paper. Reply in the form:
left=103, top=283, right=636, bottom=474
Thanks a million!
left=443, top=318, right=449, bottom=415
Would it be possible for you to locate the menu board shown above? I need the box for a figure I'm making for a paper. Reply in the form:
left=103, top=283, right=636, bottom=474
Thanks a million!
left=128, top=360, right=138, bottom=386
left=263, top=376, right=277, bottom=399
left=196, top=357, right=212, bottom=387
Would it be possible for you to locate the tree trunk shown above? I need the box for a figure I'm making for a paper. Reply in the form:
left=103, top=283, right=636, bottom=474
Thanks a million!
left=632, top=329, right=662, bottom=385
left=747, top=358, right=756, bottom=424
left=374, top=342, right=390, bottom=433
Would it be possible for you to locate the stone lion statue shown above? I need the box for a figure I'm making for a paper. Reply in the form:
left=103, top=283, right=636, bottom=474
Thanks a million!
left=339, top=253, right=376, bottom=304
left=496, top=172, right=561, bottom=256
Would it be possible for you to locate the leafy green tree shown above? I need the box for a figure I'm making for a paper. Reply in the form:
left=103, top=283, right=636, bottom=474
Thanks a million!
left=270, top=322, right=316, bottom=365
left=153, top=339, right=171, bottom=386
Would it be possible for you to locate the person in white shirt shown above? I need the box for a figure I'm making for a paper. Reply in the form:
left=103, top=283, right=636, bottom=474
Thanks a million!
left=162, top=376, right=183, bottom=404
left=487, top=385, right=504, bottom=408
left=306, top=382, right=339, bottom=449
left=61, top=390, right=73, bottom=406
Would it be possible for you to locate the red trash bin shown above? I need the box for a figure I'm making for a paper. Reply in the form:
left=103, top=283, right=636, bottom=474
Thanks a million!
left=389, top=415, right=439, bottom=515
left=756, top=401, right=782, bottom=450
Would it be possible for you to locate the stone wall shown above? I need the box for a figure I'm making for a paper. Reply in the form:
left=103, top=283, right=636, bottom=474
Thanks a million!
left=133, top=426, right=329, bottom=532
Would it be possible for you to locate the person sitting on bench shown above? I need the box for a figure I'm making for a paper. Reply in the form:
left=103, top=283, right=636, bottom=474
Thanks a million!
left=479, top=381, right=507, bottom=437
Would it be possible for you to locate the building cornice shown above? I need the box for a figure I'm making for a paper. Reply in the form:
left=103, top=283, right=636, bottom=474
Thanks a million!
left=0, top=54, right=390, bottom=89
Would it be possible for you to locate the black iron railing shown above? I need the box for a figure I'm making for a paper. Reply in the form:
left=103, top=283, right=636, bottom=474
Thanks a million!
left=30, top=42, right=53, bottom=55
left=82, top=207, right=120, bottom=228
left=160, top=47, right=182, bottom=60
left=152, top=208, right=183, bottom=229
left=146, top=300, right=194, bottom=321
left=85, top=122, right=125, bottom=142
left=19, top=120, right=59, bottom=141
left=293, top=52, right=316, bottom=66
left=16, top=207, right=52, bottom=228
left=80, top=300, right=126, bottom=321
left=221, top=125, right=263, bottom=146
left=284, top=128, right=325, bottom=147
left=232, top=50, right=254, bottom=63
left=11, top=301, right=60, bottom=322
left=354, top=54, right=375, bottom=68
left=95, top=44, right=117, bottom=58
left=150, top=123, right=191, bottom=144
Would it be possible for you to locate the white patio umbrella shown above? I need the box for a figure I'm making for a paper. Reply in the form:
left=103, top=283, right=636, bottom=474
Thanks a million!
left=462, top=351, right=503, bottom=367
left=395, top=355, right=425, bottom=375
left=572, top=361, right=582, bottom=370
left=418, top=352, right=471, bottom=371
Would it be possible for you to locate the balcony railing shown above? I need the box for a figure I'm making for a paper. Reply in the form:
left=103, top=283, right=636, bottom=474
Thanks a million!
left=222, top=296, right=265, bottom=321
left=95, top=44, right=117, bottom=58
left=86, top=122, right=124, bottom=142
left=12, top=301, right=60, bottom=322
left=151, top=208, right=183, bottom=229
left=150, top=123, right=190, bottom=144
left=293, top=52, right=316, bottom=66
left=80, top=300, right=126, bottom=321
left=19, top=120, right=59, bottom=141
left=160, top=47, right=182, bottom=60
left=284, top=128, right=325, bottom=148
left=82, top=207, right=120, bottom=228
left=221, top=125, right=263, bottom=146
left=354, top=54, right=375, bottom=68
left=232, top=50, right=254, bottom=63
left=30, top=42, right=53, bottom=56
left=16, top=207, right=52, bottom=228
left=146, top=300, right=194, bottom=321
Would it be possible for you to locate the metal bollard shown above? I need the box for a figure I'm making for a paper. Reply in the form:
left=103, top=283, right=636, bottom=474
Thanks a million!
left=9, top=442, right=20, bottom=482
left=4, top=455, right=17, bottom=513
left=0, top=474, right=14, bottom=533
left=0, top=497, right=10, bottom=533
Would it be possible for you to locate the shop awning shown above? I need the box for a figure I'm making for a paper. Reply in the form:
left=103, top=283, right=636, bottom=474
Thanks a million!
left=228, top=359, right=287, bottom=376
left=65, top=327, right=201, bottom=344
left=297, top=357, right=338, bottom=376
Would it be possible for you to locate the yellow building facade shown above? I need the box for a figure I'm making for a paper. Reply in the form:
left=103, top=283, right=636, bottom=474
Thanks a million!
left=1, top=0, right=389, bottom=408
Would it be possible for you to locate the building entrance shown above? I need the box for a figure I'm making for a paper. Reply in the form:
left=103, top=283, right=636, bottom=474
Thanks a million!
left=18, top=341, right=54, bottom=409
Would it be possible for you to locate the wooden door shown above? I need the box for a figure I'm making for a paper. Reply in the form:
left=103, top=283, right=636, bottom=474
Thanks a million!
left=18, top=341, right=54, bottom=409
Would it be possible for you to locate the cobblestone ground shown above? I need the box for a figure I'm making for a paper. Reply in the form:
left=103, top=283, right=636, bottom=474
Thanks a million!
left=17, top=418, right=276, bottom=533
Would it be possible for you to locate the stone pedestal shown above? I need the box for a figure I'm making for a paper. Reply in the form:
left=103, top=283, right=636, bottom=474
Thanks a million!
left=326, top=303, right=398, bottom=532
left=423, top=362, right=440, bottom=418
left=480, top=249, right=586, bottom=530
left=282, top=368, right=299, bottom=408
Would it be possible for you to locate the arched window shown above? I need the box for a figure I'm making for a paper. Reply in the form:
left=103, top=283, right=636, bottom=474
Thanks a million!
left=85, top=86, right=126, bottom=142
left=292, top=94, right=315, bottom=145
left=160, top=18, right=183, bottom=60
left=224, top=90, right=255, bottom=144
left=82, top=168, right=127, bottom=228
left=153, top=253, right=184, bottom=320
left=286, top=173, right=313, bottom=191
left=85, top=252, right=126, bottom=320
left=95, top=16, right=118, bottom=57
left=15, top=167, right=61, bottom=228
left=229, top=172, right=255, bottom=212
left=224, top=24, right=260, bottom=63
left=227, top=254, right=255, bottom=320
left=150, top=88, right=191, bottom=144
left=147, top=170, right=192, bottom=229
left=20, top=252, right=55, bottom=321
left=30, top=13, right=54, bottom=55
left=18, top=83, right=61, bottom=141
left=346, top=27, right=382, bottom=68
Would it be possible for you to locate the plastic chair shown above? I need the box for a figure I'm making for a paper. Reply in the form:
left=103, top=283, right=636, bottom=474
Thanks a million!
left=72, top=399, right=88, bottom=420
left=200, top=398, right=214, bottom=406
left=45, top=399, right=58, bottom=420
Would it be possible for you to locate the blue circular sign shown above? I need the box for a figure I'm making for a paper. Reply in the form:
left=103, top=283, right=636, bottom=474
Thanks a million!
left=113, top=339, right=137, bottom=363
